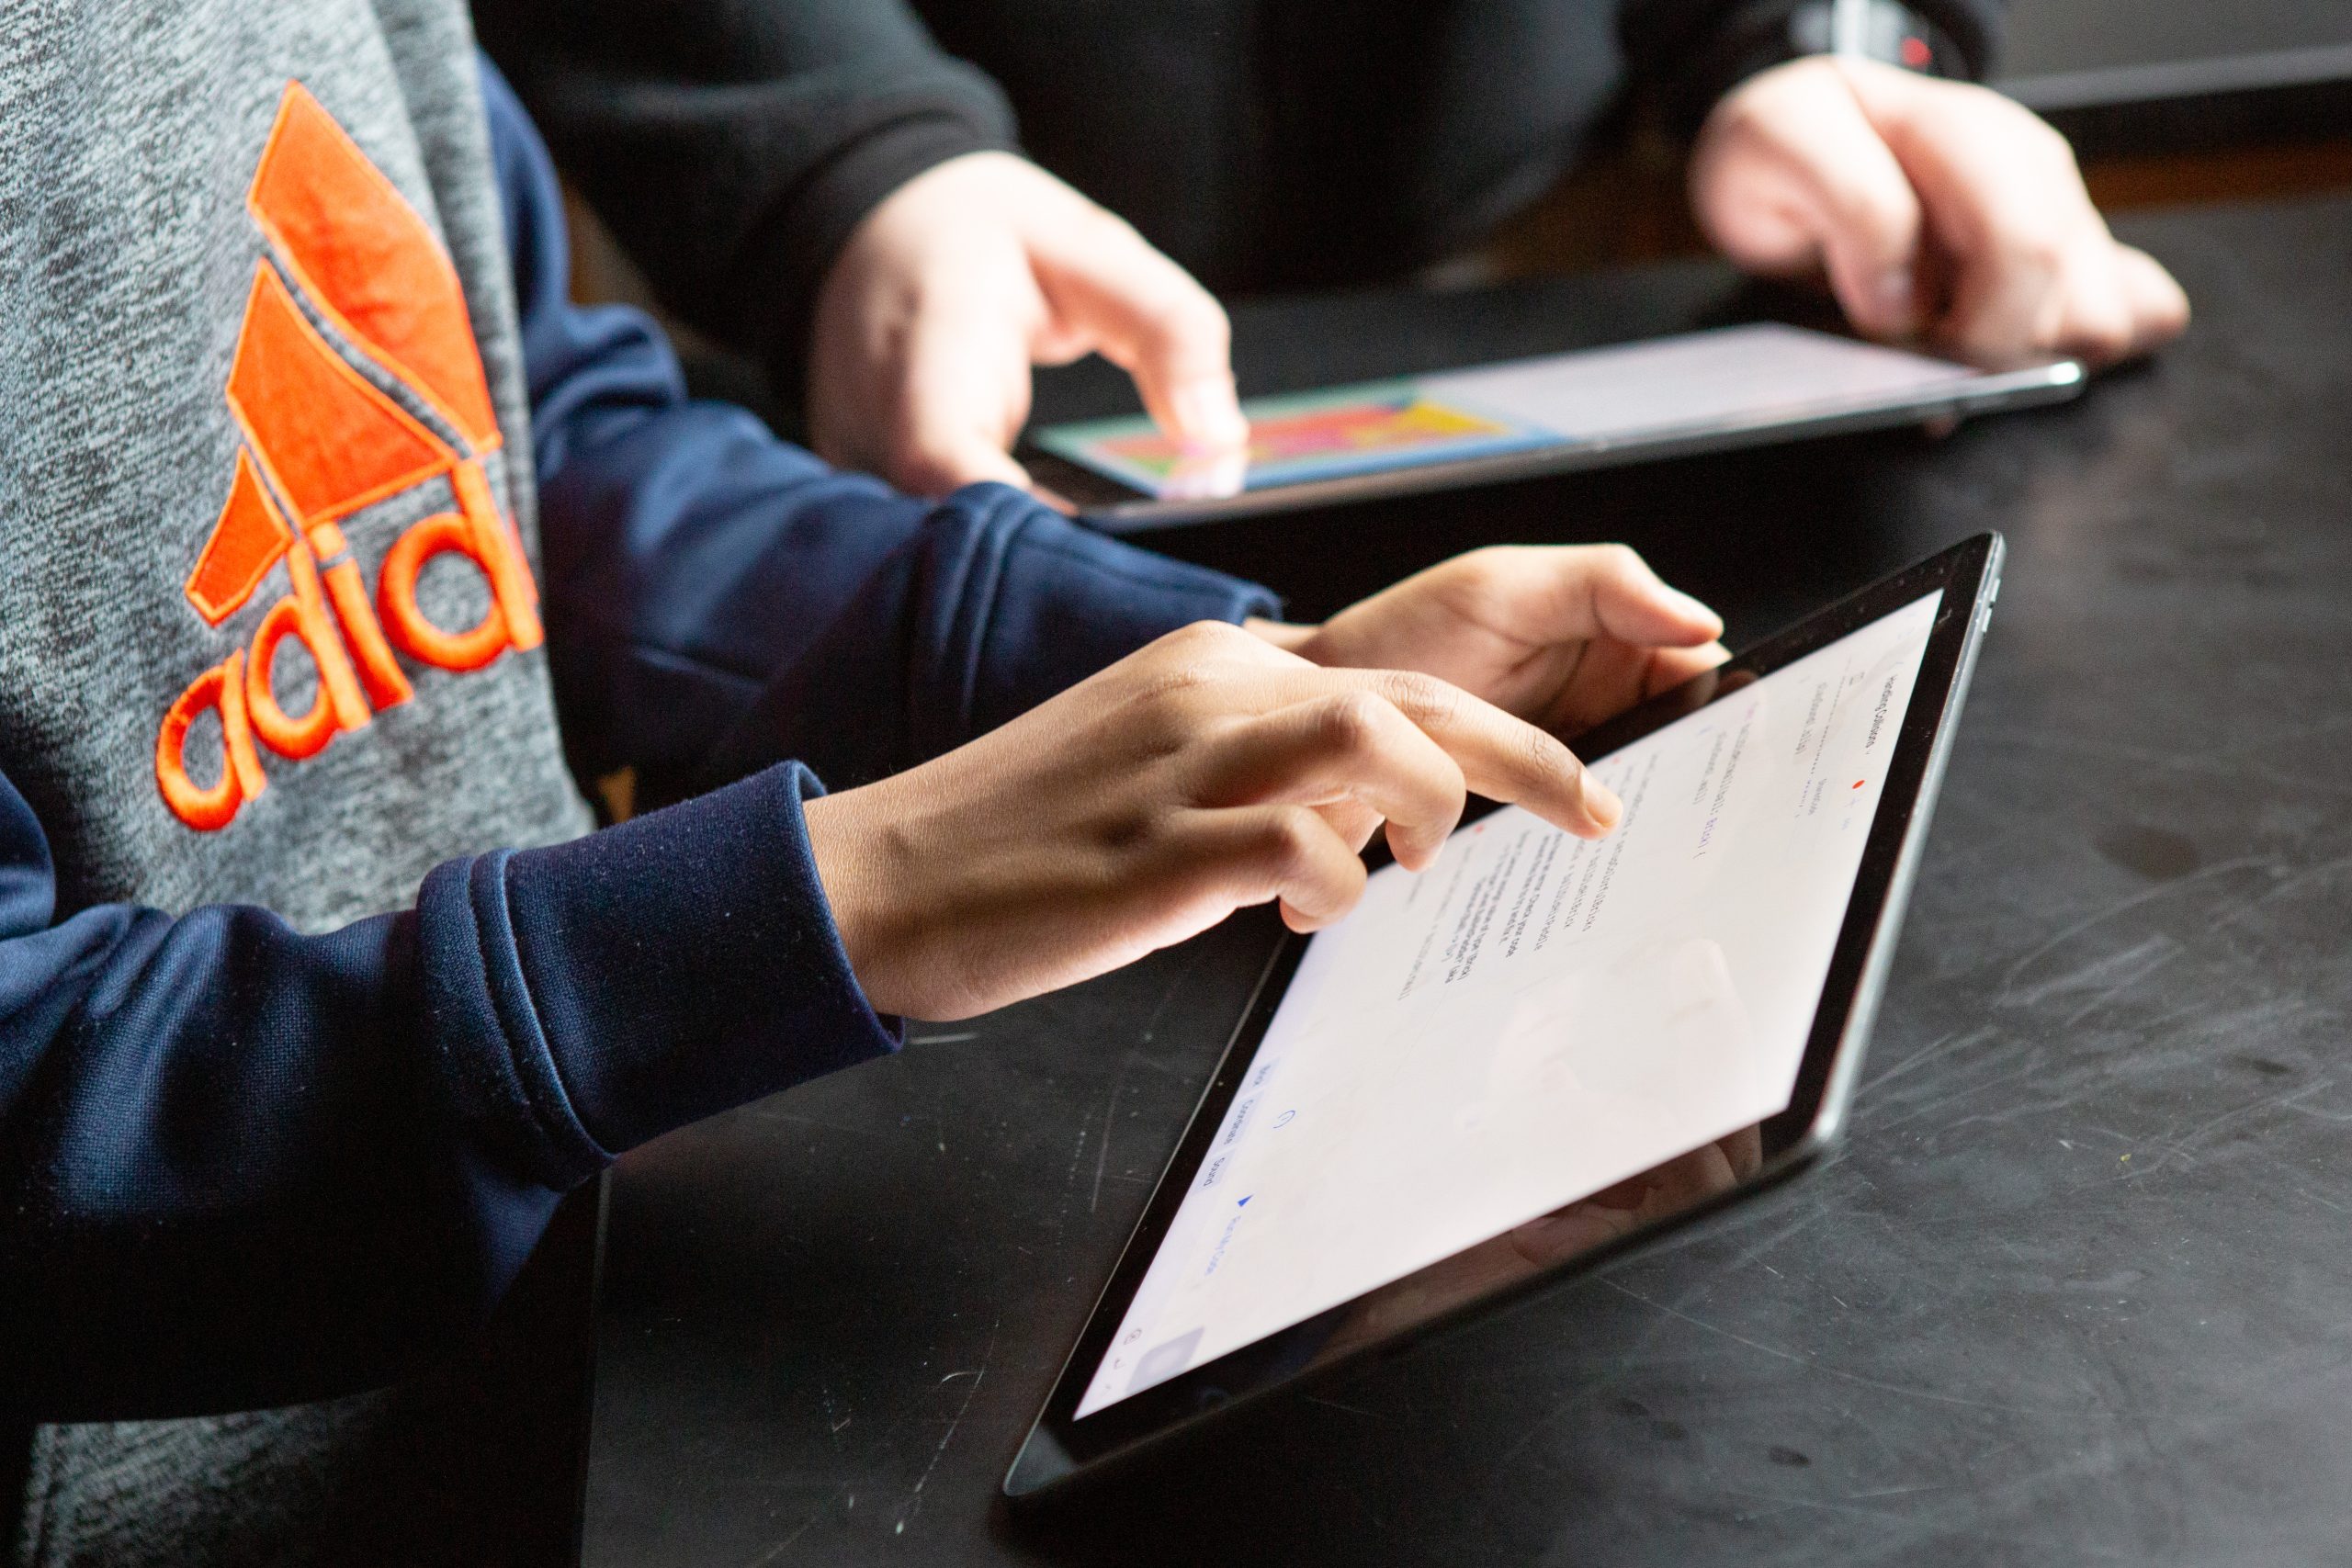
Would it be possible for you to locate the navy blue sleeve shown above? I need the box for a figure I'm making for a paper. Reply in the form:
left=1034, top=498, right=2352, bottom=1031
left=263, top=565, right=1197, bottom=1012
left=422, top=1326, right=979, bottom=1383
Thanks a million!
left=0, top=755, right=893, bottom=1418
left=486, top=61, right=1279, bottom=802
left=0, top=62, right=1272, bottom=1423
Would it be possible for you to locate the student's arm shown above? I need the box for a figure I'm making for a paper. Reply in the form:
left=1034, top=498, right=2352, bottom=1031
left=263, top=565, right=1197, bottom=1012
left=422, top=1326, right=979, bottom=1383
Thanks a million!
left=472, top=5, right=1243, bottom=496
left=489, top=62, right=1273, bottom=803
left=0, top=752, right=892, bottom=1417
left=0, top=59, right=1698, bottom=1427
left=0, top=63, right=1261, bottom=1419
left=470, top=0, right=1013, bottom=401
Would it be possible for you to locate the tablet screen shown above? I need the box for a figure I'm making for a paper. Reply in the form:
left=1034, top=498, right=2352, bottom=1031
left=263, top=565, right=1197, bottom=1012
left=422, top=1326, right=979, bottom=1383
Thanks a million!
left=1034, top=324, right=1984, bottom=502
left=1074, top=588, right=1944, bottom=1416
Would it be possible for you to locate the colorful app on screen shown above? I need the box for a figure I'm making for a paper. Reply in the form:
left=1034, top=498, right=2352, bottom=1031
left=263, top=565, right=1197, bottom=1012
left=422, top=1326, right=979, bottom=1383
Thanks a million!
left=1037, top=380, right=1556, bottom=499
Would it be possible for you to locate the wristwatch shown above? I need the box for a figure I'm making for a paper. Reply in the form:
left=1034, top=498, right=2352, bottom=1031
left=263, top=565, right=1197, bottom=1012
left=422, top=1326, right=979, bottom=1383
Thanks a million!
left=1669, top=0, right=1978, bottom=136
left=1785, top=0, right=1966, bottom=76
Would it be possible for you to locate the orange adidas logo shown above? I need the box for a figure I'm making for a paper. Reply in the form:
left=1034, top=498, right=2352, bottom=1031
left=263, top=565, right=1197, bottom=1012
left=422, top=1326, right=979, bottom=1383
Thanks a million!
left=156, top=82, right=543, bottom=832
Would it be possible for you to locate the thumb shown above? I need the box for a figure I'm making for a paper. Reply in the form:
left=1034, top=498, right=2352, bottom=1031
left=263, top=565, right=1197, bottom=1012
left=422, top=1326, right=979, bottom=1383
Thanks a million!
left=1436, top=545, right=1724, bottom=648
left=1572, top=546, right=1725, bottom=647
left=1029, top=212, right=1249, bottom=454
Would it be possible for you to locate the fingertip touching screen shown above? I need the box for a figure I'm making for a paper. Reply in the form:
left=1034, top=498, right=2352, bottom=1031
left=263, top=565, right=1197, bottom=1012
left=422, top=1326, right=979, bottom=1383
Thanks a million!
left=1034, top=324, right=1986, bottom=502
left=1072, top=589, right=1945, bottom=1417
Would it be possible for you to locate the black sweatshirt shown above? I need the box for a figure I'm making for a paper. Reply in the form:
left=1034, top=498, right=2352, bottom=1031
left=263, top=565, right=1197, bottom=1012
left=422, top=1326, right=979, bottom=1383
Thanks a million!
left=473, top=0, right=2006, bottom=395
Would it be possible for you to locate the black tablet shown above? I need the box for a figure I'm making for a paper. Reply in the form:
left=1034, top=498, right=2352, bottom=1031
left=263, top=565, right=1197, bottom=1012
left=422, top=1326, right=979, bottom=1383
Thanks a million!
left=1022, top=325, right=2078, bottom=530
left=1005, top=534, right=2004, bottom=1500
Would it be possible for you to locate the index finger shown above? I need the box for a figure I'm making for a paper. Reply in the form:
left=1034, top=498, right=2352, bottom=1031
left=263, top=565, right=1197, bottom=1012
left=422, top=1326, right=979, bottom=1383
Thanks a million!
left=1296, top=666, right=1623, bottom=838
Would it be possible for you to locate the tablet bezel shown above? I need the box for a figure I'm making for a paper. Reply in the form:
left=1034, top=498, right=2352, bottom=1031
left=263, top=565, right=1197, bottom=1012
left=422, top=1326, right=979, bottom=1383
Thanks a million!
left=1004, top=534, right=2004, bottom=1501
left=1020, top=349, right=2080, bottom=531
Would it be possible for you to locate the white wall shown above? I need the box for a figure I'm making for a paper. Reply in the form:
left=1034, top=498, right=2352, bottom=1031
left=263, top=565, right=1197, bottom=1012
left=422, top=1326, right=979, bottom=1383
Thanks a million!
left=2002, top=0, right=2352, bottom=77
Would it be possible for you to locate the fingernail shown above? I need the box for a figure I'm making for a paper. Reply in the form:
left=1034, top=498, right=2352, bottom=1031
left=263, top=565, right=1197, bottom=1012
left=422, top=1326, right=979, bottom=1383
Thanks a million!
left=1582, top=774, right=1623, bottom=829
left=1876, top=267, right=1917, bottom=333
left=1660, top=583, right=1723, bottom=634
left=1169, top=378, right=1250, bottom=452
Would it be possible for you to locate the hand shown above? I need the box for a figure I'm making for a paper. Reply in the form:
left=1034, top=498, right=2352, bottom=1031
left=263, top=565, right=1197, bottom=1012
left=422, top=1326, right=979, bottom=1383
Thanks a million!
left=1692, top=57, right=2189, bottom=367
left=1250, top=544, right=1730, bottom=738
left=804, top=622, right=1620, bottom=1020
left=807, top=152, right=1249, bottom=497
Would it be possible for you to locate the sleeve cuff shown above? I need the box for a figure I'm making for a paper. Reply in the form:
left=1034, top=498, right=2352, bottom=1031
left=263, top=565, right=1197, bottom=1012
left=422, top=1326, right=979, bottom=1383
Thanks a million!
left=422, top=761, right=899, bottom=1184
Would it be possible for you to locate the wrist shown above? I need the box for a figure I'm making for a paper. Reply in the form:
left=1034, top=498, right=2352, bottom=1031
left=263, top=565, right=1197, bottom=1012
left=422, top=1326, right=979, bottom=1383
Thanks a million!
left=804, top=782, right=917, bottom=1018
left=1678, top=0, right=1978, bottom=139
left=1786, top=1, right=1968, bottom=76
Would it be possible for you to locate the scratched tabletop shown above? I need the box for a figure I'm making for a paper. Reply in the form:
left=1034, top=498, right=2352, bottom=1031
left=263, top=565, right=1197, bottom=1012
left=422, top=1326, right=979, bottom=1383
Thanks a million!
left=581, top=193, right=2352, bottom=1567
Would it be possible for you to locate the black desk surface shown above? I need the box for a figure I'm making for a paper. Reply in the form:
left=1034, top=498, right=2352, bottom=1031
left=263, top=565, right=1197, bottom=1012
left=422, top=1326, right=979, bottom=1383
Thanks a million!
left=582, top=193, right=2352, bottom=1566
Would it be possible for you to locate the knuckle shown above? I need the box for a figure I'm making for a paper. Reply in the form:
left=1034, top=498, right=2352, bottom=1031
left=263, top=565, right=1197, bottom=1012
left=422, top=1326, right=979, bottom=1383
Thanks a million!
left=1072, top=203, right=1145, bottom=255
left=1153, top=619, right=1248, bottom=671
left=1166, top=289, right=1231, bottom=350
left=1379, top=670, right=1454, bottom=724
left=1521, top=725, right=1577, bottom=784
left=1783, top=54, right=1840, bottom=90
left=1164, top=618, right=1231, bottom=653
left=1251, top=809, right=1321, bottom=875
left=1315, top=690, right=1390, bottom=756
left=1707, top=88, right=1764, bottom=139
left=1130, top=622, right=1272, bottom=732
left=1449, top=545, right=1518, bottom=596
left=1717, top=59, right=1814, bottom=133
left=2020, top=113, right=2077, bottom=168
left=1596, top=541, right=1645, bottom=579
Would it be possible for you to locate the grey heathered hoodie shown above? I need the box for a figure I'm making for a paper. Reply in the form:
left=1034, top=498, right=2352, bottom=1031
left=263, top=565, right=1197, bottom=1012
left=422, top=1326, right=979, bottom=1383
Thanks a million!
left=1, top=0, right=593, bottom=1558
